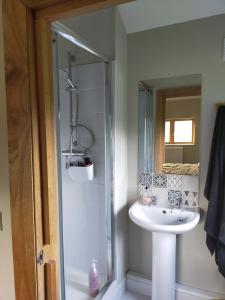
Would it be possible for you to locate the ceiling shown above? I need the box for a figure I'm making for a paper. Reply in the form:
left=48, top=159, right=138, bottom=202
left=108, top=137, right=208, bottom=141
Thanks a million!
left=118, top=0, right=225, bottom=33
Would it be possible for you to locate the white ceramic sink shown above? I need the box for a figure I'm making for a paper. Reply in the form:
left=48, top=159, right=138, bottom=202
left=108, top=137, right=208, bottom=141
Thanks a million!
left=129, top=201, right=200, bottom=234
left=129, top=201, right=200, bottom=300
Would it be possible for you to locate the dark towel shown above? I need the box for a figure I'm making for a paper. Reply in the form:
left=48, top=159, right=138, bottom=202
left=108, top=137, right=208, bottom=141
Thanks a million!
left=204, top=105, right=225, bottom=277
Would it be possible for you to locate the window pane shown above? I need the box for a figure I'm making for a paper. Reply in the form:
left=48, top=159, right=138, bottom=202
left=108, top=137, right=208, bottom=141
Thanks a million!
left=174, top=120, right=193, bottom=143
left=165, top=121, right=170, bottom=143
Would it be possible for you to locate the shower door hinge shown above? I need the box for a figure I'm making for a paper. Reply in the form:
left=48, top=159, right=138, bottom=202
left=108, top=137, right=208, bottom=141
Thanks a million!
left=36, top=250, right=44, bottom=265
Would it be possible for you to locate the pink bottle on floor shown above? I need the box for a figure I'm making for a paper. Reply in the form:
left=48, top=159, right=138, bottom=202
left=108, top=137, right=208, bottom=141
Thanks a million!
left=89, top=259, right=99, bottom=297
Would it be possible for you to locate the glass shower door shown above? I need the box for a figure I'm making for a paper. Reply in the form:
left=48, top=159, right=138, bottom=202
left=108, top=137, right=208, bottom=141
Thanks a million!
left=52, top=27, right=113, bottom=300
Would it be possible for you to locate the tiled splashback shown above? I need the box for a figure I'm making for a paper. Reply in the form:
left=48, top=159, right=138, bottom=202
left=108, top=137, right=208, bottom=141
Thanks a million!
left=138, top=172, right=199, bottom=208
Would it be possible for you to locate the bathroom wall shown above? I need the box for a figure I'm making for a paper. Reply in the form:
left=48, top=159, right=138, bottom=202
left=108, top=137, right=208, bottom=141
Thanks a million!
left=113, top=8, right=128, bottom=283
left=59, top=62, right=109, bottom=289
left=127, top=14, right=225, bottom=294
left=62, top=7, right=115, bottom=62
left=0, top=2, right=16, bottom=299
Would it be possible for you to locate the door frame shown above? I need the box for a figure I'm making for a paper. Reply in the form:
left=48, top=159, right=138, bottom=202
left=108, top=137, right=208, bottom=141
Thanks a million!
left=3, top=1, right=132, bottom=299
left=155, top=86, right=201, bottom=172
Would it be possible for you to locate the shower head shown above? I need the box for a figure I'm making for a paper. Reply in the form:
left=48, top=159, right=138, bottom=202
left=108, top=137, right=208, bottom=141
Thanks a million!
left=66, top=78, right=78, bottom=92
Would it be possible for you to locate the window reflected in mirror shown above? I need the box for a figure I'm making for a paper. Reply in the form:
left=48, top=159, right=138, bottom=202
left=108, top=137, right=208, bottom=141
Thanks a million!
left=165, top=119, right=195, bottom=145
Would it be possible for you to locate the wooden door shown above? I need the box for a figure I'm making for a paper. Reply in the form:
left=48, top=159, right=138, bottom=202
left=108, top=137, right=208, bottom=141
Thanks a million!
left=3, top=1, right=59, bottom=299
left=33, top=14, right=59, bottom=300
left=3, top=0, right=132, bottom=299
left=3, top=1, right=38, bottom=299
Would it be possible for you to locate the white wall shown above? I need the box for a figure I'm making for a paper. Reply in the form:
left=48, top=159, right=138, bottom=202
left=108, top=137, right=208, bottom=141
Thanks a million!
left=113, top=8, right=128, bottom=283
left=0, top=1, right=15, bottom=299
left=127, top=14, right=225, bottom=294
left=62, top=8, right=115, bottom=60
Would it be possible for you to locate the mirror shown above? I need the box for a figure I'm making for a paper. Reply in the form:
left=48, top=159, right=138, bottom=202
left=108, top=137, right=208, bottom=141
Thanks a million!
left=163, top=94, right=201, bottom=175
left=138, top=75, right=201, bottom=176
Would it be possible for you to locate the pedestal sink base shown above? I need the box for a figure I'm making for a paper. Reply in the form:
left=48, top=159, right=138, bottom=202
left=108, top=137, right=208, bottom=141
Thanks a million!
left=129, top=202, right=200, bottom=300
left=152, top=232, right=176, bottom=300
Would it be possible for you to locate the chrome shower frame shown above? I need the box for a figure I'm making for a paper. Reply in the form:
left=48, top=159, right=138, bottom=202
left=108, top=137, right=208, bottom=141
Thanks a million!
left=52, top=21, right=109, bottom=62
left=52, top=21, right=115, bottom=300
left=52, top=21, right=110, bottom=164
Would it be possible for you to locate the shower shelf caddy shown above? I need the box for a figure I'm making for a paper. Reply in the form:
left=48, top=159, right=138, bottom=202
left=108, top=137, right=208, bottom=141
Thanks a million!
left=63, top=150, right=94, bottom=182
left=67, top=161, right=94, bottom=182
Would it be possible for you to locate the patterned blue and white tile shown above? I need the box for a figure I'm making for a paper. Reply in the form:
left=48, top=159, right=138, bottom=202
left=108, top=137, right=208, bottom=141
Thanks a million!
left=192, top=191, right=198, bottom=206
left=183, top=191, right=198, bottom=207
left=153, top=173, right=167, bottom=188
left=138, top=171, right=152, bottom=188
left=168, top=190, right=182, bottom=207
left=183, top=190, right=190, bottom=206
left=167, top=175, right=183, bottom=190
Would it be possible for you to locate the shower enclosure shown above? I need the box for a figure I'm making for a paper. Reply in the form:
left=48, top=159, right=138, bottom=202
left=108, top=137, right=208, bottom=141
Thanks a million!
left=52, top=22, right=114, bottom=300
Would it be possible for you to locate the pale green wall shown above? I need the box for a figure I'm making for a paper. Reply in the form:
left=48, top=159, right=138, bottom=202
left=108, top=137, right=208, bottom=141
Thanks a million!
left=114, top=7, right=128, bottom=282
left=0, top=1, right=15, bottom=299
left=127, top=14, right=225, bottom=294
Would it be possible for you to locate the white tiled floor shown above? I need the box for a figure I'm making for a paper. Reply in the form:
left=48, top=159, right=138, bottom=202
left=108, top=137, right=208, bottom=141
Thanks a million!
left=66, top=281, right=90, bottom=300
left=66, top=282, right=149, bottom=300
left=122, top=291, right=150, bottom=300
